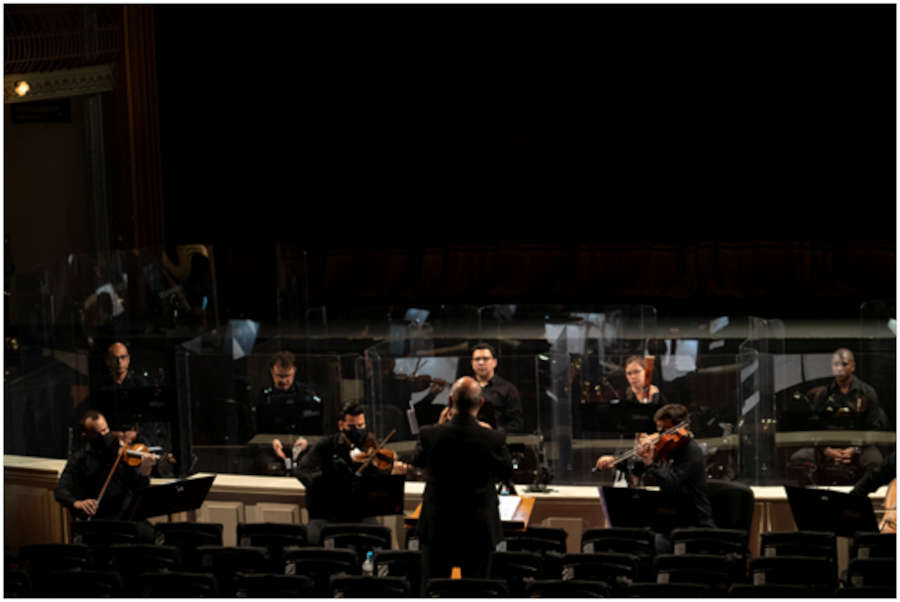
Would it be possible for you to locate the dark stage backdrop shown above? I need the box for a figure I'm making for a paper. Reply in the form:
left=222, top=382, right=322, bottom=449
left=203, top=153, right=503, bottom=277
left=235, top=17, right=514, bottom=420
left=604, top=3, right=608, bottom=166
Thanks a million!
left=154, top=5, right=895, bottom=318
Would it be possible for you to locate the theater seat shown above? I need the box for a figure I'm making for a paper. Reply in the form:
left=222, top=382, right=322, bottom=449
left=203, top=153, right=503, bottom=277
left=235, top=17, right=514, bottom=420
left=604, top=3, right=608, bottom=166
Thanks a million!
left=233, top=573, right=315, bottom=597
left=329, top=575, right=411, bottom=597
left=424, top=577, right=509, bottom=597
left=524, top=579, right=610, bottom=597
left=138, top=571, right=219, bottom=597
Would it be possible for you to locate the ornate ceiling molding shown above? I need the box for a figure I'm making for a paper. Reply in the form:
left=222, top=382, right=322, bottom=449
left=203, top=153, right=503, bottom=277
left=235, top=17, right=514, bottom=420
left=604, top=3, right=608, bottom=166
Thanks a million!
left=3, top=64, right=115, bottom=104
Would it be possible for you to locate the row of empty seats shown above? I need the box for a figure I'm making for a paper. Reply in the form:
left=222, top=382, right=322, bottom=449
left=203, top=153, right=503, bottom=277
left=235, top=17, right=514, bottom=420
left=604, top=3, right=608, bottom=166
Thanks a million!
left=6, top=520, right=895, bottom=597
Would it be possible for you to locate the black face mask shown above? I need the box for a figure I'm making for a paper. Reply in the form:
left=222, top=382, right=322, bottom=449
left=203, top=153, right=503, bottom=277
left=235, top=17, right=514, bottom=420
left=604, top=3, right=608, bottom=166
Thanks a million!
left=343, top=426, right=368, bottom=447
left=90, top=432, right=117, bottom=453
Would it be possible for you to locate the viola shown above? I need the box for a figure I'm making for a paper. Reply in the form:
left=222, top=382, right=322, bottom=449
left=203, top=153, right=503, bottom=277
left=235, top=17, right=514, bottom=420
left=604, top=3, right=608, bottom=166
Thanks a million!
left=641, top=356, right=656, bottom=404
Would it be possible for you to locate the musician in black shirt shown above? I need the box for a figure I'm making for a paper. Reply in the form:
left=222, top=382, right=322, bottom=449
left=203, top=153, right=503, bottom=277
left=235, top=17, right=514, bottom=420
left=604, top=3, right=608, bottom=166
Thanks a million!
left=55, top=411, right=155, bottom=540
left=789, top=348, right=887, bottom=484
left=595, top=403, right=714, bottom=552
left=470, top=342, right=524, bottom=433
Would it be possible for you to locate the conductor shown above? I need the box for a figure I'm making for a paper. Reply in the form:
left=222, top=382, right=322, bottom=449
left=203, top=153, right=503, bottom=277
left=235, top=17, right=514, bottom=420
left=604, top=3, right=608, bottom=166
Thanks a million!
left=411, top=376, right=514, bottom=579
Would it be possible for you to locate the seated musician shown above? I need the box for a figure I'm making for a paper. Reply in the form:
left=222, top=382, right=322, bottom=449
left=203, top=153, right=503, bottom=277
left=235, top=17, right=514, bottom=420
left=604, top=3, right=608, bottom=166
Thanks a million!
left=595, top=403, right=715, bottom=553
left=788, top=348, right=888, bottom=485
left=622, top=355, right=664, bottom=405
left=54, top=411, right=156, bottom=541
left=260, top=351, right=319, bottom=474
left=296, top=401, right=409, bottom=545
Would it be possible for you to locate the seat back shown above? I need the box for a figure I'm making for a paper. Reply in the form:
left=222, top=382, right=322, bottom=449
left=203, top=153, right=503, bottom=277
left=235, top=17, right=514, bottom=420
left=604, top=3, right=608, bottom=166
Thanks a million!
left=19, top=543, right=93, bottom=577
left=138, top=571, right=219, bottom=597
left=233, top=572, right=315, bottom=597
left=846, top=558, right=896, bottom=588
left=195, top=545, right=271, bottom=595
left=852, top=532, right=895, bottom=559
left=155, top=522, right=224, bottom=547
left=749, top=556, right=837, bottom=593
left=424, top=577, right=509, bottom=598
left=759, top=531, right=837, bottom=563
left=581, top=527, right=654, bottom=580
left=108, top=543, right=182, bottom=593
left=320, top=523, right=393, bottom=562
left=524, top=578, right=610, bottom=597
left=282, top=547, right=359, bottom=596
left=488, top=550, right=544, bottom=597
left=728, top=583, right=820, bottom=597
left=654, top=553, right=733, bottom=594
left=562, top=552, right=639, bottom=594
left=373, top=550, right=424, bottom=597
left=670, top=528, right=748, bottom=581
left=330, top=575, right=410, bottom=597
left=4, top=569, right=32, bottom=597
left=627, top=582, right=712, bottom=597
left=706, top=479, right=755, bottom=532
left=236, top=522, right=308, bottom=546
left=155, top=522, right=223, bottom=569
left=834, top=585, right=898, bottom=597
left=70, top=519, right=140, bottom=545
left=44, top=569, right=124, bottom=597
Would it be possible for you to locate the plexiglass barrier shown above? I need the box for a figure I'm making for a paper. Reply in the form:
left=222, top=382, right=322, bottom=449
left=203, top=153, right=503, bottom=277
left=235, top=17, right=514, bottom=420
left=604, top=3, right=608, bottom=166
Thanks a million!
left=5, top=278, right=894, bottom=487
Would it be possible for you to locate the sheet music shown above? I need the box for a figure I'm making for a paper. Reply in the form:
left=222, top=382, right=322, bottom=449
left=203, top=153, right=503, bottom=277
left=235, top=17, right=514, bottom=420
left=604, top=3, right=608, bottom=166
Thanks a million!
left=498, top=495, right=521, bottom=521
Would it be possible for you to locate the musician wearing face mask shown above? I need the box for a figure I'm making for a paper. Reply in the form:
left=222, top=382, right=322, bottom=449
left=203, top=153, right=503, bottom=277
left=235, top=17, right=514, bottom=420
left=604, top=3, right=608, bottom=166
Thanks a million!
left=297, top=401, right=409, bottom=545
left=54, top=411, right=156, bottom=540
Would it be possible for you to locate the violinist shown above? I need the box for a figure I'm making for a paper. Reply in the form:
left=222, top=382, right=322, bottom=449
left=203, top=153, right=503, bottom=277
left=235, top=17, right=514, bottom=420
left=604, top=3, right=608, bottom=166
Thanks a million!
left=595, top=403, right=714, bottom=552
left=54, top=411, right=156, bottom=541
left=297, top=401, right=409, bottom=545
left=622, top=355, right=664, bottom=405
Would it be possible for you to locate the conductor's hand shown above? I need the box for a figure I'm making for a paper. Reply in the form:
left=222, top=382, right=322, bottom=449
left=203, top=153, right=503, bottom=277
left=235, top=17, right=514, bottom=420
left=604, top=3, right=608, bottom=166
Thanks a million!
left=438, top=406, right=453, bottom=424
left=595, top=455, right=616, bottom=471
left=139, top=454, right=155, bottom=476
left=272, top=438, right=286, bottom=460
left=391, top=460, right=409, bottom=475
left=74, top=498, right=99, bottom=516
left=293, top=438, right=309, bottom=454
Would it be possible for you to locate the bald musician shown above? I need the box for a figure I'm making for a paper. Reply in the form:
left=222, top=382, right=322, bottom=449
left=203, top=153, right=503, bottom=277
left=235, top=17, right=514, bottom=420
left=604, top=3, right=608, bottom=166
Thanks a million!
left=412, top=376, right=514, bottom=579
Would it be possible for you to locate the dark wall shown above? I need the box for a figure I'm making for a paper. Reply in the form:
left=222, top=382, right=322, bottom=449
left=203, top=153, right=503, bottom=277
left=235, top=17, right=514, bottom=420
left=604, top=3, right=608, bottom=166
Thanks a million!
left=154, top=5, right=895, bottom=317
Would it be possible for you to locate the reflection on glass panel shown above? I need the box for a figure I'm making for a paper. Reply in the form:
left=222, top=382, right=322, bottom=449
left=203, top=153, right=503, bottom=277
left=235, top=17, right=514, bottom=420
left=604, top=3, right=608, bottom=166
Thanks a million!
left=6, top=278, right=895, bottom=491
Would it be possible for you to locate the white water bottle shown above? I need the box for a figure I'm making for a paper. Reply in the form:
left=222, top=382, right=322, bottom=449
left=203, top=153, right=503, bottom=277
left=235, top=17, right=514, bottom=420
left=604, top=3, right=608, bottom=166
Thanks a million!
left=362, top=551, right=374, bottom=576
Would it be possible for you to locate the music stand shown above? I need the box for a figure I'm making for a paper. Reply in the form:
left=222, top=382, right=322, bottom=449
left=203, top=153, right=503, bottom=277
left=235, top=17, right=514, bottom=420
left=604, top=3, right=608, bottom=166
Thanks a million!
left=127, top=475, right=215, bottom=520
left=599, top=486, right=680, bottom=534
left=783, top=485, right=879, bottom=538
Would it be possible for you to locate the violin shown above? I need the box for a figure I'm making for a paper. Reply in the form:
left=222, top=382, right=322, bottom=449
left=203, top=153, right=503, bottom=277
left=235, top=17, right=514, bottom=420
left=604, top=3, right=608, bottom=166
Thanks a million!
left=343, top=429, right=400, bottom=476
left=119, top=442, right=176, bottom=467
left=91, top=434, right=174, bottom=520
left=592, top=420, right=691, bottom=471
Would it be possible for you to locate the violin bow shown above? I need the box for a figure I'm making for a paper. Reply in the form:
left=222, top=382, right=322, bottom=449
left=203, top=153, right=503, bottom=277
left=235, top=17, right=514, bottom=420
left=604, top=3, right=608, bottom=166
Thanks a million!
left=90, top=444, right=126, bottom=520
left=592, top=420, right=690, bottom=471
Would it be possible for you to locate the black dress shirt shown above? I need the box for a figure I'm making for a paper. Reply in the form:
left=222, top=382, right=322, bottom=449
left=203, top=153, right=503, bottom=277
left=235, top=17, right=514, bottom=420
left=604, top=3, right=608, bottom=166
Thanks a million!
left=55, top=444, right=150, bottom=520
left=632, top=438, right=715, bottom=530
left=814, top=377, right=887, bottom=430
left=477, top=374, right=524, bottom=433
